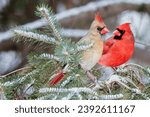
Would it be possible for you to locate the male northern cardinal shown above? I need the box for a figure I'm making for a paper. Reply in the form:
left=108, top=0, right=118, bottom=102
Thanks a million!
left=98, top=23, right=134, bottom=67
left=49, top=14, right=109, bottom=86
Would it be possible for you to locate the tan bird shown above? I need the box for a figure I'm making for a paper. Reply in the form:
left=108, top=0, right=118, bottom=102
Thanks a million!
left=49, top=14, right=109, bottom=85
left=78, top=14, right=109, bottom=71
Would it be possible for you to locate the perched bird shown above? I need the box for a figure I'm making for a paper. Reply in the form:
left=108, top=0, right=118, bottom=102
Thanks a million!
left=98, top=23, right=134, bottom=67
left=49, top=14, right=109, bottom=86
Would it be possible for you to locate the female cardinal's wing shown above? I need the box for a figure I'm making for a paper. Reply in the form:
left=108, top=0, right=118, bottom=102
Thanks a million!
left=103, top=37, right=115, bottom=55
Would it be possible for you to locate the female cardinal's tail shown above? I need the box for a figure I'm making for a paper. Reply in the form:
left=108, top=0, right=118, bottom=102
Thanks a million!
left=49, top=71, right=64, bottom=86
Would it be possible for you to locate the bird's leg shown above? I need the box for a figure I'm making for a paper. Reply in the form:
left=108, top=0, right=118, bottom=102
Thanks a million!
left=106, top=83, right=111, bottom=93
left=81, top=66, right=97, bottom=83
left=112, top=67, right=118, bottom=73
left=86, top=71, right=97, bottom=83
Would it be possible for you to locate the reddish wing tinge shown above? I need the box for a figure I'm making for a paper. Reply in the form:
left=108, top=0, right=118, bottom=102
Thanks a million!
left=102, top=38, right=115, bottom=55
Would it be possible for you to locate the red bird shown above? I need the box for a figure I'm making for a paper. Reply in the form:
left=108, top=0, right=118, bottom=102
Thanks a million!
left=99, top=23, right=134, bottom=67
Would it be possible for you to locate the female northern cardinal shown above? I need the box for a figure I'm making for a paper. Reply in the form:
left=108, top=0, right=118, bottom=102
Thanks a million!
left=49, top=14, right=109, bottom=86
left=98, top=23, right=134, bottom=67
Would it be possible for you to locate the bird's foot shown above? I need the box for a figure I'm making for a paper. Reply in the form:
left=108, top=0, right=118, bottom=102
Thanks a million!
left=112, top=67, right=118, bottom=73
left=86, top=71, right=98, bottom=84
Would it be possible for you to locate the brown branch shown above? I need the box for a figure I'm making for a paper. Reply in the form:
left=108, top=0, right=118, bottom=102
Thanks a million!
left=0, top=66, right=31, bottom=78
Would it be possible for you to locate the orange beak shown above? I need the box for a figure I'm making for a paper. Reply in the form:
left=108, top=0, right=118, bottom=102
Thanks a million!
left=101, top=27, right=109, bottom=35
left=113, top=30, right=121, bottom=37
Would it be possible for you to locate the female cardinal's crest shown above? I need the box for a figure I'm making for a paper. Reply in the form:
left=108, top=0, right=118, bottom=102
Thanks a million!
left=95, top=13, right=103, bottom=23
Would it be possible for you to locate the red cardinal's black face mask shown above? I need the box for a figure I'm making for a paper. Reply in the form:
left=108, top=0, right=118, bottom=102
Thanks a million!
left=114, top=28, right=125, bottom=40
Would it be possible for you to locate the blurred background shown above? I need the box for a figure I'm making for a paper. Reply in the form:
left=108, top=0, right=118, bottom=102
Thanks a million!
left=0, top=0, right=150, bottom=75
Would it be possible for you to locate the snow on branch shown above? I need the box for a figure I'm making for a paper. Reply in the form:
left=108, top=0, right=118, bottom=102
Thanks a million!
left=39, top=87, right=98, bottom=96
left=0, top=0, right=150, bottom=42
left=60, top=76, right=74, bottom=87
left=37, top=5, right=63, bottom=41
left=76, top=41, right=94, bottom=52
left=99, top=93, right=123, bottom=100
left=2, top=70, right=38, bottom=87
left=13, top=29, right=59, bottom=44
left=39, top=53, right=60, bottom=61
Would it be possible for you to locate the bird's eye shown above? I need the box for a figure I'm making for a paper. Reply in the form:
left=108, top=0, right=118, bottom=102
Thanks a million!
left=97, top=27, right=102, bottom=31
left=97, top=26, right=105, bottom=32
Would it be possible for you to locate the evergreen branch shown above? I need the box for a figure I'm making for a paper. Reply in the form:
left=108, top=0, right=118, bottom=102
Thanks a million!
left=37, top=92, right=77, bottom=100
left=0, top=91, right=6, bottom=100
left=76, top=93, right=83, bottom=100
left=2, top=70, right=38, bottom=87
left=60, top=76, right=73, bottom=87
left=122, top=63, right=150, bottom=85
left=120, top=77, right=138, bottom=88
left=105, top=75, right=132, bottom=90
left=37, top=94, right=54, bottom=100
left=122, top=63, right=145, bottom=70
left=93, top=81, right=106, bottom=90
left=147, top=68, right=150, bottom=73
left=39, top=53, right=60, bottom=61
left=76, top=42, right=94, bottom=52
left=39, top=87, right=98, bottom=96
left=0, top=85, right=6, bottom=100
left=62, top=92, right=76, bottom=100
left=99, top=94, right=123, bottom=100
left=37, top=6, right=62, bottom=41
left=131, top=88, right=150, bottom=100
left=13, top=29, right=59, bottom=44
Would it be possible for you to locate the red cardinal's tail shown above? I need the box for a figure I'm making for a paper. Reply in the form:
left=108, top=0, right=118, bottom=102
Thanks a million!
left=49, top=71, right=64, bottom=86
